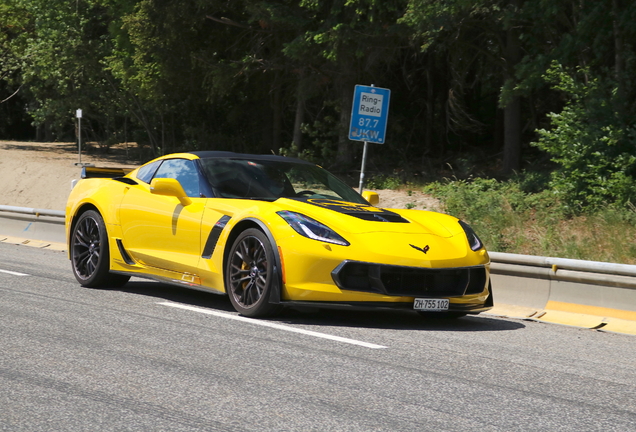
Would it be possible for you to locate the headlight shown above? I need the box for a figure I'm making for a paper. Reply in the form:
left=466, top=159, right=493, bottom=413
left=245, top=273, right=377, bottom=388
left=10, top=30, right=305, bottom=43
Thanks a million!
left=277, top=211, right=349, bottom=246
left=459, top=220, right=483, bottom=251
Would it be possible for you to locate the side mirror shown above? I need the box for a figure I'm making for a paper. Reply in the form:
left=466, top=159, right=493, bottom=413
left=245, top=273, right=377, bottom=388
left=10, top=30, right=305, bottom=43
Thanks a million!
left=362, top=191, right=379, bottom=206
left=150, top=178, right=192, bottom=206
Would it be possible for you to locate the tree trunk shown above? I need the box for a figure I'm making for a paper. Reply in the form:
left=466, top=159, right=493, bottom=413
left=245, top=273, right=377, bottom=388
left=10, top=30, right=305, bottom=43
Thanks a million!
left=425, top=68, right=433, bottom=154
left=503, top=98, right=521, bottom=174
left=502, top=0, right=523, bottom=175
left=612, top=0, right=625, bottom=115
left=292, top=74, right=306, bottom=152
left=336, top=81, right=354, bottom=167
left=44, top=120, right=53, bottom=142
left=271, top=76, right=282, bottom=154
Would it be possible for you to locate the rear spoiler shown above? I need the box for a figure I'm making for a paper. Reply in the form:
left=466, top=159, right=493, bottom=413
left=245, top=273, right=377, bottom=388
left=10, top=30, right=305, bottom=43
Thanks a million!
left=81, top=166, right=134, bottom=179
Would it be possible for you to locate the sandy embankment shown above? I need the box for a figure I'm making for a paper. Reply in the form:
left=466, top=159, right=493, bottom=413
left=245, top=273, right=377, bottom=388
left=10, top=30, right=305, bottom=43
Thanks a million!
left=0, top=140, right=438, bottom=211
left=0, top=141, right=139, bottom=210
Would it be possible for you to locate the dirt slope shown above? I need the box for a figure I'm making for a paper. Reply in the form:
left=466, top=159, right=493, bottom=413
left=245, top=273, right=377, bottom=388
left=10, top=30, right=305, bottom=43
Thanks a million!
left=0, top=140, right=439, bottom=212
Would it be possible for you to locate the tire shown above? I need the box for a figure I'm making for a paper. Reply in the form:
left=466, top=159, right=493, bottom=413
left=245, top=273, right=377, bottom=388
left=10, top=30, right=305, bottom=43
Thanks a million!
left=225, top=228, right=282, bottom=317
left=71, top=210, right=130, bottom=288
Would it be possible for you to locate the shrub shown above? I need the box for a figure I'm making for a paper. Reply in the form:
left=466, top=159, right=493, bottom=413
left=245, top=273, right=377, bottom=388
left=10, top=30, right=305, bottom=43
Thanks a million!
left=424, top=175, right=636, bottom=263
left=366, top=174, right=403, bottom=190
left=532, top=62, right=636, bottom=213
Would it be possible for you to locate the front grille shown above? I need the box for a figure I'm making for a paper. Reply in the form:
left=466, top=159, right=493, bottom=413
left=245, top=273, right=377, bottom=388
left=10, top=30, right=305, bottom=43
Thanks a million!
left=332, top=261, right=487, bottom=297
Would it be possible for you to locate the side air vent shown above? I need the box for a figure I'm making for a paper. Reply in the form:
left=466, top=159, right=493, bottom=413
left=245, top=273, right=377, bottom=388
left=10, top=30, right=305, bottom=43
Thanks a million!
left=116, top=239, right=136, bottom=265
left=114, top=177, right=138, bottom=185
left=202, top=215, right=232, bottom=259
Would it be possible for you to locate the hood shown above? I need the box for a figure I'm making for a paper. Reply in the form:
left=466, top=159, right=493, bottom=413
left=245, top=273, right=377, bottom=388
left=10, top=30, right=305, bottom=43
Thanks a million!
left=273, top=198, right=456, bottom=238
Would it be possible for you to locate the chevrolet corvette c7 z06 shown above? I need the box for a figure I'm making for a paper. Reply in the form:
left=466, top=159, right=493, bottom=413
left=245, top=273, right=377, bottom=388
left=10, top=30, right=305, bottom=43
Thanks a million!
left=66, top=151, right=493, bottom=318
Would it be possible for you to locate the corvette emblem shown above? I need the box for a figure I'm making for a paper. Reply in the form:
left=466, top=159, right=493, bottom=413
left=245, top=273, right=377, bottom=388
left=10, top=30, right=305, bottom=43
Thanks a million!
left=410, top=244, right=430, bottom=254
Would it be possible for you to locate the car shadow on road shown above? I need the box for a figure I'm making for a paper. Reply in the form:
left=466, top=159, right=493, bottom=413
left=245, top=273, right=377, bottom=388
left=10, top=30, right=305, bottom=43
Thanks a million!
left=108, top=279, right=237, bottom=312
left=277, top=307, right=526, bottom=332
left=113, top=279, right=525, bottom=333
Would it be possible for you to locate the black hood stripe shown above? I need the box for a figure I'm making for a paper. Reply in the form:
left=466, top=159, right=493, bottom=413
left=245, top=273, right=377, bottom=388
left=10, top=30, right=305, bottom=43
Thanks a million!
left=301, top=198, right=409, bottom=223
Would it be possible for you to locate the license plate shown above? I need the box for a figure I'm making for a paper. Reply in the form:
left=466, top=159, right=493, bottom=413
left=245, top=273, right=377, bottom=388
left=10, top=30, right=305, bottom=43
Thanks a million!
left=414, top=298, right=449, bottom=311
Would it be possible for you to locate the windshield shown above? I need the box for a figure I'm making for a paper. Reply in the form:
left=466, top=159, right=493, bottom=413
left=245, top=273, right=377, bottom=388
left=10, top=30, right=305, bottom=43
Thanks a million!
left=199, top=158, right=368, bottom=204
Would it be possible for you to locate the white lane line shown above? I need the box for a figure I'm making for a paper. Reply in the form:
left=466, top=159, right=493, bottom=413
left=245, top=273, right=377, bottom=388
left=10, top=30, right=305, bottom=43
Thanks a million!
left=0, top=269, right=30, bottom=276
left=158, top=302, right=387, bottom=349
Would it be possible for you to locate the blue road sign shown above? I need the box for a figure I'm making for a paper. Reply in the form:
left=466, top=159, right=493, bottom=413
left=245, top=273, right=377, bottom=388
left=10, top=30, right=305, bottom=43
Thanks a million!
left=349, top=85, right=391, bottom=144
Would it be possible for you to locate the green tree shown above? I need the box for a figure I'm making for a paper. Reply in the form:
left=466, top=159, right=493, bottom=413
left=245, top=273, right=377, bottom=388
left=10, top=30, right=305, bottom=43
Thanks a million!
left=533, top=63, right=636, bottom=212
left=0, top=0, right=32, bottom=138
left=3, top=0, right=126, bottom=143
left=289, top=0, right=410, bottom=167
left=401, top=0, right=526, bottom=174
left=515, top=0, right=636, bottom=210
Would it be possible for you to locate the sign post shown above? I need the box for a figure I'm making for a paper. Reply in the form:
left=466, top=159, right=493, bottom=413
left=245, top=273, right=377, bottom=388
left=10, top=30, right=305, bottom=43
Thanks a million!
left=75, top=109, right=83, bottom=166
left=74, top=109, right=93, bottom=168
left=348, top=84, right=391, bottom=193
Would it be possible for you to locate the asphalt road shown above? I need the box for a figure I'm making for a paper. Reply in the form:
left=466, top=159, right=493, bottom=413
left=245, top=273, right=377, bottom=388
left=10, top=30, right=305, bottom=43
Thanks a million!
left=1, top=243, right=635, bottom=431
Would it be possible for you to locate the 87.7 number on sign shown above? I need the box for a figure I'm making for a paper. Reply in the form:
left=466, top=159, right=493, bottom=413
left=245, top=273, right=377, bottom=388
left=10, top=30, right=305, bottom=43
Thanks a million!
left=358, top=118, right=379, bottom=128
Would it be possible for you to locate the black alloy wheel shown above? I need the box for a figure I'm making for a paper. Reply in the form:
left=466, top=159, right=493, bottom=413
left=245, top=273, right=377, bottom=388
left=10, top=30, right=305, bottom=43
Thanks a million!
left=226, top=228, right=281, bottom=317
left=71, top=210, right=129, bottom=288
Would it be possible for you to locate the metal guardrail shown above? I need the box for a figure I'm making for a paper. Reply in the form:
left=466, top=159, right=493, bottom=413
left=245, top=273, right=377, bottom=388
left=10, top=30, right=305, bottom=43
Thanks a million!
left=489, top=251, right=636, bottom=289
left=0, top=205, right=66, bottom=244
left=490, top=251, right=636, bottom=277
left=488, top=251, right=636, bottom=332
left=0, top=205, right=65, bottom=218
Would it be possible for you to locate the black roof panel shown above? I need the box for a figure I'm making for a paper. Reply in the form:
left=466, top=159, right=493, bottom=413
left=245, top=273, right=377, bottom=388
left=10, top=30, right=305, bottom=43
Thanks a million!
left=188, top=151, right=312, bottom=165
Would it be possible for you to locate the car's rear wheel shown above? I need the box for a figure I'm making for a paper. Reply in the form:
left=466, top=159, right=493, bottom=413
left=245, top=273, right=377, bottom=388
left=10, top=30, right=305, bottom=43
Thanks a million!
left=71, top=210, right=130, bottom=288
left=226, top=228, right=282, bottom=317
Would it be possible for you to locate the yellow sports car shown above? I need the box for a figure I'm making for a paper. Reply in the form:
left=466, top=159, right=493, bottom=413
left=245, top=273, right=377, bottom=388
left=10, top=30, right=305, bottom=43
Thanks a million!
left=66, top=151, right=492, bottom=318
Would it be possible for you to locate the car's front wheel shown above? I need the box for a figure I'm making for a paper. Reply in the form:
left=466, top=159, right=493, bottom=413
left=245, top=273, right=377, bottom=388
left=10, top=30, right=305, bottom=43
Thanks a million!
left=71, top=210, right=130, bottom=288
left=225, top=228, right=282, bottom=317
